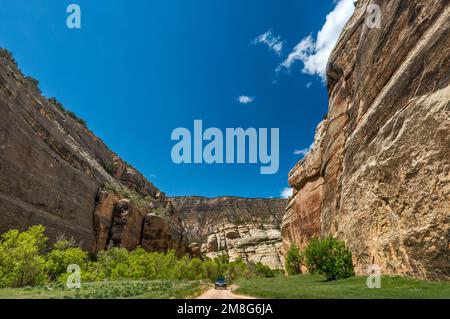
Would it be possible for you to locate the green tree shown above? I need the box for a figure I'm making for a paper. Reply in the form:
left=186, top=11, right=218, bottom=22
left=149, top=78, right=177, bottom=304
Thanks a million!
left=0, top=225, right=47, bottom=287
left=97, top=247, right=130, bottom=279
left=44, top=239, right=88, bottom=283
left=254, top=262, right=275, bottom=278
left=285, top=244, right=302, bottom=276
left=303, top=237, right=354, bottom=281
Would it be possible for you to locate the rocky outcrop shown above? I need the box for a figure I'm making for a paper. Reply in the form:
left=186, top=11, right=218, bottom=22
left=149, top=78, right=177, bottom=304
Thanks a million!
left=171, top=196, right=287, bottom=268
left=202, top=223, right=284, bottom=269
left=0, top=48, right=186, bottom=254
left=282, top=0, right=450, bottom=280
left=282, top=121, right=326, bottom=252
left=171, top=196, right=286, bottom=241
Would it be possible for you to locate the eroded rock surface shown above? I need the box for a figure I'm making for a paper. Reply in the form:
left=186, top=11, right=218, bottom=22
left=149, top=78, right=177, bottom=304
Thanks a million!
left=0, top=48, right=186, bottom=254
left=282, top=0, right=450, bottom=280
left=202, top=223, right=284, bottom=269
left=172, top=196, right=287, bottom=268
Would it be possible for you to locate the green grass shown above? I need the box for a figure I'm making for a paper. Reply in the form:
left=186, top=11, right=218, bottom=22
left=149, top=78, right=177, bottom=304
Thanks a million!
left=0, top=280, right=209, bottom=299
left=234, top=274, right=450, bottom=299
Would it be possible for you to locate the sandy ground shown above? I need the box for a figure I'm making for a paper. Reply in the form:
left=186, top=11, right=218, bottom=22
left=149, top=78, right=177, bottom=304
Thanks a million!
left=196, top=286, right=256, bottom=299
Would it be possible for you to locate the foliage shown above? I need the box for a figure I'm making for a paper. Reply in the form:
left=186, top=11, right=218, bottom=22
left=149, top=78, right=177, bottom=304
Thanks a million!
left=0, top=226, right=280, bottom=288
left=0, top=48, right=16, bottom=64
left=24, top=76, right=41, bottom=93
left=303, top=237, right=354, bottom=281
left=44, top=239, right=89, bottom=283
left=0, top=226, right=47, bottom=288
left=103, top=181, right=156, bottom=209
left=254, top=262, right=275, bottom=278
left=47, top=97, right=87, bottom=127
left=285, top=244, right=302, bottom=276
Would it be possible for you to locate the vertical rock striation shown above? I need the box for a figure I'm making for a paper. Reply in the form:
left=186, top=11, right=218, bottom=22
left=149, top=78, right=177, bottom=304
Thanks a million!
left=171, top=196, right=287, bottom=268
left=282, top=0, right=450, bottom=280
left=0, top=48, right=186, bottom=254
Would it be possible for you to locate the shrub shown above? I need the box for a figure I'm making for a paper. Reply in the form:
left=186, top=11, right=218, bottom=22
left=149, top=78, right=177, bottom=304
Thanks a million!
left=254, top=262, right=275, bottom=278
left=47, top=97, right=87, bottom=127
left=24, top=76, right=41, bottom=93
left=0, top=225, right=281, bottom=287
left=97, top=247, right=130, bottom=279
left=201, top=259, right=221, bottom=281
left=303, top=237, right=354, bottom=281
left=285, top=244, right=302, bottom=276
left=0, top=48, right=16, bottom=64
left=48, top=97, right=65, bottom=112
left=223, top=258, right=248, bottom=281
left=0, top=225, right=47, bottom=287
left=44, top=239, right=88, bottom=283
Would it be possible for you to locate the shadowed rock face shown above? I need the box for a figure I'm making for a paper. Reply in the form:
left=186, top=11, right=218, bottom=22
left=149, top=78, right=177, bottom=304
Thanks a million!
left=0, top=48, right=186, bottom=254
left=171, top=196, right=287, bottom=268
left=283, top=0, right=450, bottom=280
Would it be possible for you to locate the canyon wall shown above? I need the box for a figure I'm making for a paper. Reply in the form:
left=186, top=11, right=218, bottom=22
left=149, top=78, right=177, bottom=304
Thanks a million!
left=172, top=196, right=287, bottom=268
left=202, top=223, right=283, bottom=269
left=282, top=0, right=450, bottom=280
left=0, top=48, right=186, bottom=254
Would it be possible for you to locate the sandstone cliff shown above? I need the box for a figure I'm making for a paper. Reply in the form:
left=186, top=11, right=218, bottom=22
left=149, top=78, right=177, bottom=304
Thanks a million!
left=171, top=196, right=286, bottom=241
left=203, top=223, right=283, bottom=269
left=171, top=196, right=287, bottom=268
left=282, top=0, right=450, bottom=280
left=0, top=48, right=186, bottom=254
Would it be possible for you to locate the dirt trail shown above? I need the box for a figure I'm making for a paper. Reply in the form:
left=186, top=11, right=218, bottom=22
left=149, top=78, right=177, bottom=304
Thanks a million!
left=196, top=287, right=256, bottom=299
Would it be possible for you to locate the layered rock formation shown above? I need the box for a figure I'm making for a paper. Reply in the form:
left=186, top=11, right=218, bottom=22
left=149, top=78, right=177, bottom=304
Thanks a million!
left=171, top=196, right=286, bottom=241
left=283, top=0, right=450, bottom=280
left=282, top=121, right=326, bottom=251
left=0, top=48, right=186, bottom=254
left=203, top=223, right=283, bottom=269
left=171, top=196, right=287, bottom=268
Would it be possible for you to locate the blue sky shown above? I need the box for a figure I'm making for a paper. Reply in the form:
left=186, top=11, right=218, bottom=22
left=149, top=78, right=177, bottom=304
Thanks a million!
left=0, top=0, right=354, bottom=198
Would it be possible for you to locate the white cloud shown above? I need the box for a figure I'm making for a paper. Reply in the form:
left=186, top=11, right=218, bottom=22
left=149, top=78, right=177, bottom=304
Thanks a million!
left=237, top=95, right=254, bottom=104
left=252, top=30, right=284, bottom=56
left=278, top=0, right=355, bottom=80
left=306, top=82, right=312, bottom=89
left=293, top=143, right=314, bottom=157
left=280, top=187, right=293, bottom=199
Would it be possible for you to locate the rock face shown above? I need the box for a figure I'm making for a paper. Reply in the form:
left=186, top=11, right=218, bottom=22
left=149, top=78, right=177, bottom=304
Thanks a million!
left=282, top=0, right=450, bottom=280
left=202, top=223, right=284, bottom=269
left=0, top=48, right=186, bottom=254
left=171, top=196, right=286, bottom=241
left=171, top=196, right=287, bottom=268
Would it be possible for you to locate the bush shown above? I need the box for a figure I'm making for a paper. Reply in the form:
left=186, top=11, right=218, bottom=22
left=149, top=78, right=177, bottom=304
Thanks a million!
left=303, top=237, right=354, bottom=281
left=0, top=225, right=47, bottom=287
left=24, top=76, right=41, bottom=93
left=48, top=97, right=87, bottom=127
left=254, top=262, right=275, bottom=278
left=0, top=48, right=16, bottom=64
left=285, top=244, right=302, bottom=276
left=44, top=239, right=88, bottom=283
left=223, top=257, right=248, bottom=281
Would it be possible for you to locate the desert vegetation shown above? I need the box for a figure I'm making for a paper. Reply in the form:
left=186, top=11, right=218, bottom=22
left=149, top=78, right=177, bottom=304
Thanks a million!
left=0, top=225, right=275, bottom=290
